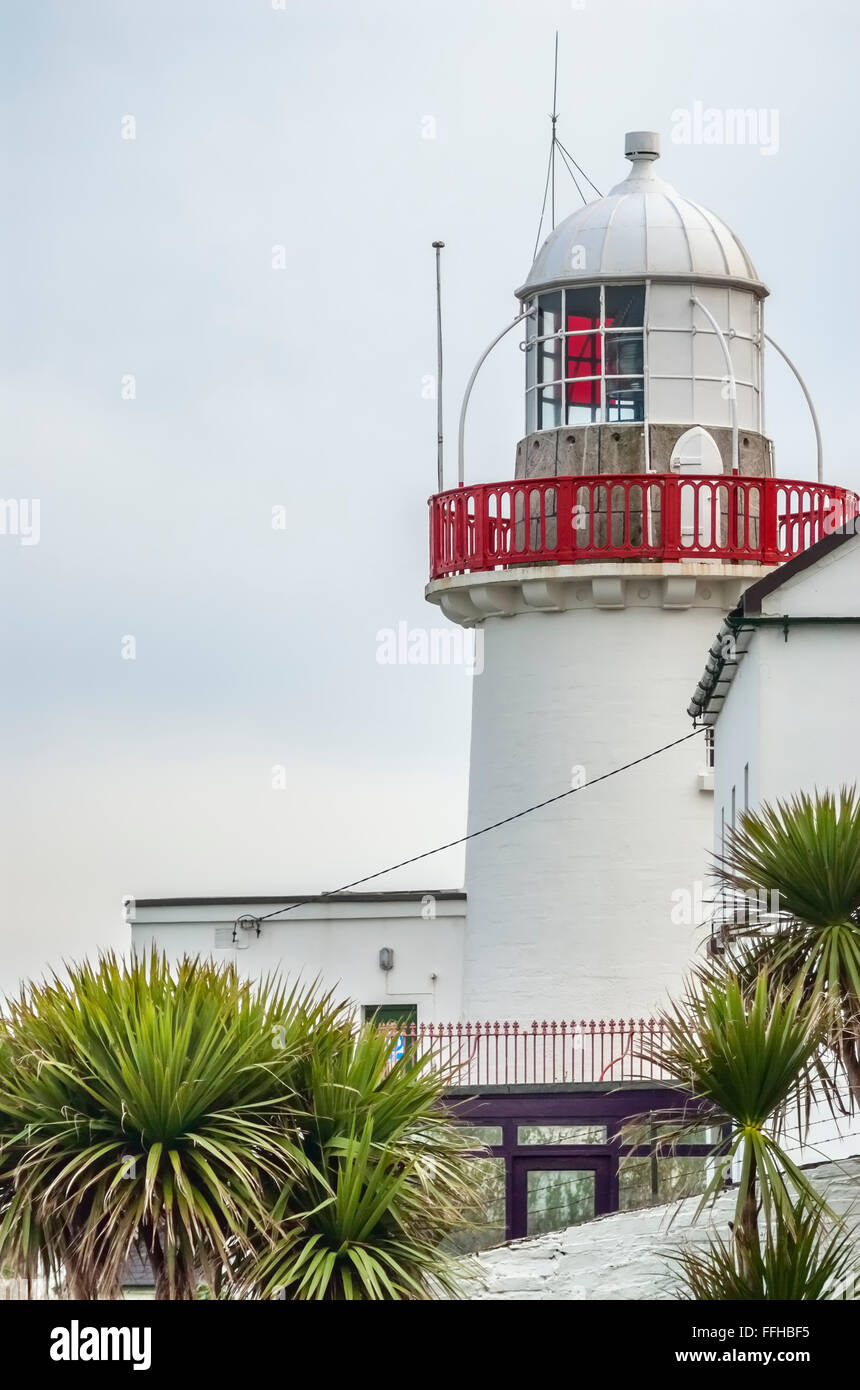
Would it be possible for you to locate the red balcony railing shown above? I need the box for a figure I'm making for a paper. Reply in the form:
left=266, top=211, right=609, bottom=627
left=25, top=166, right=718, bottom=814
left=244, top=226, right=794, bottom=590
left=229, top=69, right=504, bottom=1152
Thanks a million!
left=383, top=1018, right=672, bottom=1087
left=428, top=474, right=859, bottom=580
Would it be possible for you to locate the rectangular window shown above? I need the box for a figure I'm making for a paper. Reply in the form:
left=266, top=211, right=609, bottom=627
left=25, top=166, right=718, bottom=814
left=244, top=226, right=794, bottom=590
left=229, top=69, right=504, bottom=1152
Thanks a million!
left=526, top=1168, right=596, bottom=1235
left=443, top=1157, right=506, bottom=1253
left=458, top=1125, right=503, bottom=1148
left=517, top=1124, right=607, bottom=1146
left=363, top=1004, right=418, bottom=1028
left=618, top=1156, right=710, bottom=1212
left=634, top=1121, right=722, bottom=1147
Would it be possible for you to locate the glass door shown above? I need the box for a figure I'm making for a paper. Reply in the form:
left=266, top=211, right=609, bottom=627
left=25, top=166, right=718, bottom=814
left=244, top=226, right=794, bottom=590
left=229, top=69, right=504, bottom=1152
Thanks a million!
left=511, top=1156, right=611, bottom=1240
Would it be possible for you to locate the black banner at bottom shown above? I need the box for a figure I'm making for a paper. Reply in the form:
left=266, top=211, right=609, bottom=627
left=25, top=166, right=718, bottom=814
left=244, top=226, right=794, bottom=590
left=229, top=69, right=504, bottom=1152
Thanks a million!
left=0, top=1296, right=852, bottom=1376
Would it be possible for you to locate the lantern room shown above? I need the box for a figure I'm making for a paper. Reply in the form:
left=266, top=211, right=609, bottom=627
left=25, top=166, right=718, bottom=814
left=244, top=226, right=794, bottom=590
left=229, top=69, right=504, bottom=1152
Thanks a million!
left=517, top=131, right=769, bottom=479
left=426, top=127, right=857, bottom=588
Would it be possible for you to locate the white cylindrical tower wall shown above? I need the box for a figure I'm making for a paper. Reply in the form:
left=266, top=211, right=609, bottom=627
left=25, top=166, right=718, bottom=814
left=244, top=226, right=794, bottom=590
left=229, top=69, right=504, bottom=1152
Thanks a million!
left=460, top=583, right=737, bottom=1022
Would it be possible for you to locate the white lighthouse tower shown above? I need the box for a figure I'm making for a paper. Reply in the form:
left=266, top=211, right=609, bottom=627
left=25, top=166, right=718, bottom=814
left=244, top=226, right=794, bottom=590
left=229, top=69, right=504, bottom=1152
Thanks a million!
left=426, top=130, right=845, bottom=1024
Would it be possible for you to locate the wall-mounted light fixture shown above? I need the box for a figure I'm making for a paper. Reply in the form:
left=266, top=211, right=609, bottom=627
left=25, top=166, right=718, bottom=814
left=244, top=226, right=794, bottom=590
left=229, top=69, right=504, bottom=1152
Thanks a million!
left=378, top=947, right=394, bottom=972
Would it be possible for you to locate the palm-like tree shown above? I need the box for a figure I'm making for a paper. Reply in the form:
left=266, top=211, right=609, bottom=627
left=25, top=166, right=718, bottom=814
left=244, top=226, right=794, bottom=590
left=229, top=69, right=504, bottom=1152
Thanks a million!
left=640, top=965, right=829, bottom=1279
left=714, top=786, right=860, bottom=1104
left=0, top=953, right=345, bottom=1297
left=672, top=1194, right=856, bottom=1301
left=0, top=953, right=476, bottom=1300
left=237, top=1024, right=477, bottom=1300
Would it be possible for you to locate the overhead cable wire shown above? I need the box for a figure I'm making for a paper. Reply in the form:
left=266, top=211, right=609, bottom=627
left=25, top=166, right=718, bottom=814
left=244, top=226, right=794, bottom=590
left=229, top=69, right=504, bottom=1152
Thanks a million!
left=254, top=728, right=705, bottom=925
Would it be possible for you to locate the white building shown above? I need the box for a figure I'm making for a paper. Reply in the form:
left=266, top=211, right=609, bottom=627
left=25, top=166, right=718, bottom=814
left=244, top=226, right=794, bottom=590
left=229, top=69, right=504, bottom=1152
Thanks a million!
left=131, top=891, right=466, bottom=1026
left=689, top=524, right=860, bottom=830
left=689, top=522, right=860, bottom=1162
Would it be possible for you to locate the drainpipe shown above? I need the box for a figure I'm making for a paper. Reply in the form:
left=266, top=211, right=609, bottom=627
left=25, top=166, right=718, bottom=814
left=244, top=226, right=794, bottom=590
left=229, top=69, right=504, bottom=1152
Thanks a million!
left=691, top=295, right=739, bottom=475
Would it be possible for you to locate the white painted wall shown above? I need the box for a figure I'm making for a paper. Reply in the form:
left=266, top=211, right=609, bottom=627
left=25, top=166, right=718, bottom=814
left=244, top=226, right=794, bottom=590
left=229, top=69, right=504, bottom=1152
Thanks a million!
left=713, top=638, right=761, bottom=849
left=710, top=532, right=860, bottom=1165
left=463, top=595, right=723, bottom=1022
left=715, top=536, right=860, bottom=836
left=131, top=894, right=465, bottom=1023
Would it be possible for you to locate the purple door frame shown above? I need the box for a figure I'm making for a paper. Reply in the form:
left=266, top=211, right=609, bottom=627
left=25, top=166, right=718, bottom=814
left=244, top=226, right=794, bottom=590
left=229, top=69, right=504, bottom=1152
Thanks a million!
left=511, top=1153, right=613, bottom=1240
left=447, top=1083, right=716, bottom=1244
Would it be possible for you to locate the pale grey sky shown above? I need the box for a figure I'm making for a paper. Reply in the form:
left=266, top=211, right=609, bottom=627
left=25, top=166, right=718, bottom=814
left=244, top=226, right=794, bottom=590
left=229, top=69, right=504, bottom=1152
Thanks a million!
left=1, top=0, right=858, bottom=993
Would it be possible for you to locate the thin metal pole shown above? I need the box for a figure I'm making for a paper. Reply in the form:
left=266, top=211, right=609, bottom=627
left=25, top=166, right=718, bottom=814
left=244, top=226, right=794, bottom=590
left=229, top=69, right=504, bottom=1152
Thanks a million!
left=432, top=241, right=445, bottom=493
left=691, top=295, right=738, bottom=474
left=764, top=332, right=824, bottom=483
left=457, top=308, right=535, bottom=487
left=550, top=32, right=559, bottom=229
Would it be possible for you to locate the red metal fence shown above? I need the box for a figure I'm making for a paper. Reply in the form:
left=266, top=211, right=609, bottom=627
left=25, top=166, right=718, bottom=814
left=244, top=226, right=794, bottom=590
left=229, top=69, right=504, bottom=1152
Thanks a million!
left=428, top=474, right=859, bottom=579
left=385, top=1019, right=672, bottom=1087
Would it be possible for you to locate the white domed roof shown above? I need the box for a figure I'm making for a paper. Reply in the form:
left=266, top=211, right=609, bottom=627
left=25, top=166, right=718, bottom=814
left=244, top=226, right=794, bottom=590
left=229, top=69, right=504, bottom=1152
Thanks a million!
left=517, top=131, right=766, bottom=299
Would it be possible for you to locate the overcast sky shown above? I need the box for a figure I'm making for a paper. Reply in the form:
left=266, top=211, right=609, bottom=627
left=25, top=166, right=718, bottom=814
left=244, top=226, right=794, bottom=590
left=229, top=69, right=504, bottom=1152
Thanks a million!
left=1, top=0, right=858, bottom=994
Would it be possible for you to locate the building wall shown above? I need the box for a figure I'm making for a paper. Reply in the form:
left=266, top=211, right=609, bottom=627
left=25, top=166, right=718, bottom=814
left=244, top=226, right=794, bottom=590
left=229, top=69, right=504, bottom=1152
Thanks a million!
left=711, top=534, right=860, bottom=1167
left=713, top=638, right=761, bottom=848
left=761, top=626, right=860, bottom=800
left=715, top=537, right=860, bottom=831
left=130, top=895, right=465, bottom=1024
left=463, top=600, right=721, bottom=1022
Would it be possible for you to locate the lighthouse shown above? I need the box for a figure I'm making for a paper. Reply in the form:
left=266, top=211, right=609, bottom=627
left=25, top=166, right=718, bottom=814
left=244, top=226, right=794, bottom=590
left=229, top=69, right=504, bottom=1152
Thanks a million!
left=426, top=130, right=847, bottom=1024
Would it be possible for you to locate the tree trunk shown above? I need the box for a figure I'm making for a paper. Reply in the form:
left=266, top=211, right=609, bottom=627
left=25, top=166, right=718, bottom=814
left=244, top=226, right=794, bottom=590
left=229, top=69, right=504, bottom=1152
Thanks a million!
left=737, top=1146, right=760, bottom=1280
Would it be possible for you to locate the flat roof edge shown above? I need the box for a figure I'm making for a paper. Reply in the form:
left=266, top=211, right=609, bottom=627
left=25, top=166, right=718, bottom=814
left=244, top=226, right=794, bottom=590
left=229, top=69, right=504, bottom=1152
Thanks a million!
left=134, top=890, right=467, bottom=908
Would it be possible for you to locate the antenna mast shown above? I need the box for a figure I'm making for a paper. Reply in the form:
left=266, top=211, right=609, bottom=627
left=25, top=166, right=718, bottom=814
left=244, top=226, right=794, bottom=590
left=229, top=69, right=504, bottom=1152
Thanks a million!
left=432, top=241, right=445, bottom=492
left=550, top=31, right=559, bottom=228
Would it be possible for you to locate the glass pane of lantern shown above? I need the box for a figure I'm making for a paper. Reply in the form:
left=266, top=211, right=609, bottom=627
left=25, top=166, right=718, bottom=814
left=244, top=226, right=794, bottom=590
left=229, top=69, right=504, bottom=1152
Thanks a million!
left=538, top=385, right=563, bottom=429
left=565, top=285, right=601, bottom=332
left=538, top=336, right=563, bottom=385
left=526, top=1168, right=596, bottom=1235
left=526, top=339, right=537, bottom=392
left=565, top=376, right=601, bottom=424
left=537, top=290, right=563, bottom=339
left=525, top=388, right=537, bottom=433
left=565, top=332, right=602, bottom=378
left=604, top=331, right=644, bottom=376
left=567, top=400, right=602, bottom=425
left=605, top=284, right=645, bottom=327
left=605, top=377, right=644, bottom=422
